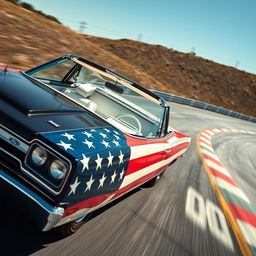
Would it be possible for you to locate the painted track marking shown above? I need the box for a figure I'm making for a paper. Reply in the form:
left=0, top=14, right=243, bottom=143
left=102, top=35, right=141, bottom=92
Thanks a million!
left=185, top=187, right=234, bottom=250
left=197, top=128, right=256, bottom=256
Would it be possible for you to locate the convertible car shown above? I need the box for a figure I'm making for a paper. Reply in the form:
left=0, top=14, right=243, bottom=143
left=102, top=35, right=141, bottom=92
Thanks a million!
left=0, top=54, right=190, bottom=236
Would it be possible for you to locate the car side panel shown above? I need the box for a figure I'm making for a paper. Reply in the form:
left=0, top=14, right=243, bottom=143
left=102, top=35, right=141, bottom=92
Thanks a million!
left=58, top=131, right=190, bottom=226
left=123, top=131, right=191, bottom=187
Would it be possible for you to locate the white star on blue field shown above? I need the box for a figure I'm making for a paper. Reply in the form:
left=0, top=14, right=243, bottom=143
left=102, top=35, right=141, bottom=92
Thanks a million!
left=42, top=127, right=131, bottom=204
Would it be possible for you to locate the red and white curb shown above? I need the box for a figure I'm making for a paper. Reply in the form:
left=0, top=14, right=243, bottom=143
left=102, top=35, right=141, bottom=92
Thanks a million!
left=197, top=128, right=256, bottom=256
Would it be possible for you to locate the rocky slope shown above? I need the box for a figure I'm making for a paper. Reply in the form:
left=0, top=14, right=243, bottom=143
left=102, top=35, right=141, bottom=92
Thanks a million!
left=0, top=0, right=255, bottom=116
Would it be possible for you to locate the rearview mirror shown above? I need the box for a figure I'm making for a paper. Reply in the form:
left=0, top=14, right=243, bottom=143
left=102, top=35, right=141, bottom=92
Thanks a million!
left=105, top=82, right=124, bottom=94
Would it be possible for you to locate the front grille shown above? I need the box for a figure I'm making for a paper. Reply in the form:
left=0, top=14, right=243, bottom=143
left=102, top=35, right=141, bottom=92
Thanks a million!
left=0, top=128, right=66, bottom=203
left=0, top=137, right=26, bottom=174
left=0, top=149, right=21, bottom=172
left=0, top=127, right=69, bottom=199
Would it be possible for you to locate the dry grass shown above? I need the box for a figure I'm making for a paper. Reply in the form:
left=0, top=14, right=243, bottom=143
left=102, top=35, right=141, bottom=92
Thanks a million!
left=0, top=0, right=255, bottom=116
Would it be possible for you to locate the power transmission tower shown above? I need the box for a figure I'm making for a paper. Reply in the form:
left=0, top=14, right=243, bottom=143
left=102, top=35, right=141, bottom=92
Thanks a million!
left=137, top=33, right=143, bottom=41
left=79, top=22, right=87, bottom=33
left=190, top=47, right=196, bottom=56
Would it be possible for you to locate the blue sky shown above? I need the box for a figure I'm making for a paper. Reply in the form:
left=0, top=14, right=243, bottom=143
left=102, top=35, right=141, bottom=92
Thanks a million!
left=25, top=0, right=256, bottom=74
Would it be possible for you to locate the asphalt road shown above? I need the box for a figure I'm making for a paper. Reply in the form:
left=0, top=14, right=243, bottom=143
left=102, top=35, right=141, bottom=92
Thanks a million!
left=1, top=103, right=256, bottom=256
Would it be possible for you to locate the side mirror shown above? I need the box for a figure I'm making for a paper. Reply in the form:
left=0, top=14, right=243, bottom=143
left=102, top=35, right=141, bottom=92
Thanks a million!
left=167, top=125, right=173, bottom=133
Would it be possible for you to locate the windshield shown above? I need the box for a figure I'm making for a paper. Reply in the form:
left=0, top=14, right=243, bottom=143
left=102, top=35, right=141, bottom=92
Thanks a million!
left=26, top=57, right=166, bottom=138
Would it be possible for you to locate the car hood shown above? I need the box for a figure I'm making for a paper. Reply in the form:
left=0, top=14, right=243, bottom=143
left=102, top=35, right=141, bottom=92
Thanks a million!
left=0, top=70, right=108, bottom=141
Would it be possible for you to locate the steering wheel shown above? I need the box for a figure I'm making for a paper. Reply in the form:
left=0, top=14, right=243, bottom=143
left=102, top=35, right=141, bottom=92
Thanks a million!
left=116, top=114, right=142, bottom=132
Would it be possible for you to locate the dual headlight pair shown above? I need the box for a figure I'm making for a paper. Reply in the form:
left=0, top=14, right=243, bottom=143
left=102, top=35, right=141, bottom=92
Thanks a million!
left=30, top=146, right=68, bottom=181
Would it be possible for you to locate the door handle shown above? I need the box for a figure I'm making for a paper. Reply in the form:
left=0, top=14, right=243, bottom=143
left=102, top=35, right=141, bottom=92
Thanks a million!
left=164, top=149, right=171, bottom=153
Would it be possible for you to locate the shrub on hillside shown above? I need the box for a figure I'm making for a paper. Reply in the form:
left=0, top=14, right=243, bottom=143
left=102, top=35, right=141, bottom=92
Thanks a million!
left=5, top=0, right=61, bottom=24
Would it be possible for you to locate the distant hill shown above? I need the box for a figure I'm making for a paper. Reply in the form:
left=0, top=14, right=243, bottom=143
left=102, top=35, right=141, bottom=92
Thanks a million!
left=0, top=0, right=255, bottom=116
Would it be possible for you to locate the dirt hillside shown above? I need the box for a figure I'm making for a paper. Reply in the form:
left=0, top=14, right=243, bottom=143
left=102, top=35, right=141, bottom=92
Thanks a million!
left=0, top=0, right=255, bottom=116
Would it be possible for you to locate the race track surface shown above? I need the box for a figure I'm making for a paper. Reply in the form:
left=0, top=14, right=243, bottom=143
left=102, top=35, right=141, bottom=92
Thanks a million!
left=211, top=132, right=256, bottom=207
left=1, top=103, right=256, bottom=256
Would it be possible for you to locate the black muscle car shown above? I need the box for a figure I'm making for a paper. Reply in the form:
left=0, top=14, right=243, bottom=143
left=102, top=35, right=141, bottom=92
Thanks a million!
left=0, top=55, right=190, bottom=236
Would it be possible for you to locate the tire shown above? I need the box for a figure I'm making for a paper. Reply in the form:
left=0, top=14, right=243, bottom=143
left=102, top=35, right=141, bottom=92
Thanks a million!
left=142, top=171, right=165, bottom=188
left=56, top=213, right=92, bottom=237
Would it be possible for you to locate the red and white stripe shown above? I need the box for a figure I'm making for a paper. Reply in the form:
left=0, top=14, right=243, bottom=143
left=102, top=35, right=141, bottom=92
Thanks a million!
left=198, top=128, right=256, bottom=254
left=58, top=133, right=190, bottom=226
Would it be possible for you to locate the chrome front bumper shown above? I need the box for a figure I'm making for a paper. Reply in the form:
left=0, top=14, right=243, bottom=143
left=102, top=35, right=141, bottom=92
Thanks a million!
left=0, top=170, right=64, bottom=231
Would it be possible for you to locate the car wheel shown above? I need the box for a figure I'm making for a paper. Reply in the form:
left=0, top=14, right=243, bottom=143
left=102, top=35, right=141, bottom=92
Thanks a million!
left=142, top=171, right=165, bottom=188
left=56, top=213, right=92, bottom=237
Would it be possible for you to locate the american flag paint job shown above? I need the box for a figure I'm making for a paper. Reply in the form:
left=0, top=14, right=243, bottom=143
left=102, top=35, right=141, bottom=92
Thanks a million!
left=41, top=127, right=131, bottom=206
left=47, top=128, right=190, bottom=226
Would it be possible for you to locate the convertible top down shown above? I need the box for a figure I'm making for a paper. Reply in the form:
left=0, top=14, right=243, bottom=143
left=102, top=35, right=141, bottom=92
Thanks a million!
left=0, top=55, right=190, bottom=235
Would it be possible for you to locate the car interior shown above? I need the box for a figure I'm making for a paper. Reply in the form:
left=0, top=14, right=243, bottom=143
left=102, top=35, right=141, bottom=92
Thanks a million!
left=26, top=59, right=165, bottom=138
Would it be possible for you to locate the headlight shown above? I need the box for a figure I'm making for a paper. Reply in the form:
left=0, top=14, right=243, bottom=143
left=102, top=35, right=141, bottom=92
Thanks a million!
left=31, top=146, right=47, bottom=166
left=49, top=160, right=68, bottom=180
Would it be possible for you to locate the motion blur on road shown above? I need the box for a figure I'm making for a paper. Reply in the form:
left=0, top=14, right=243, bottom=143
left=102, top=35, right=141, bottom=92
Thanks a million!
left=1, top=102, right=255, bottom=256
left=1, top=1, right=256, bottom=255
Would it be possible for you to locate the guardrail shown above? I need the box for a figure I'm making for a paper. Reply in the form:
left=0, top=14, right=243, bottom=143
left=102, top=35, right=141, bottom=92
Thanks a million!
left=153, top=90, right=256, bottom=123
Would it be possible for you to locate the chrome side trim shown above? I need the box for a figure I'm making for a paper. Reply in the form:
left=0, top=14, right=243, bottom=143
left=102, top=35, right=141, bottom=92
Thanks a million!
left=0, top=127, right=29, bottom=153
left=43, top=208, right=65, bottom=231
left=0, top=124, right=30, bottom=143
left=55, top=194, right=115, bottom=227
left=0, top=170, right=64, bottom=231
